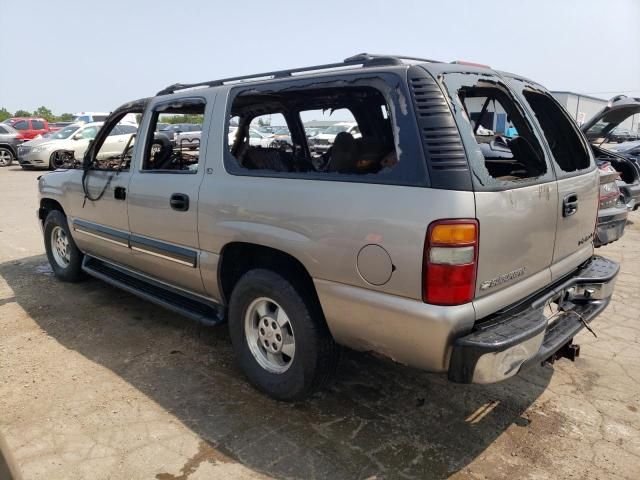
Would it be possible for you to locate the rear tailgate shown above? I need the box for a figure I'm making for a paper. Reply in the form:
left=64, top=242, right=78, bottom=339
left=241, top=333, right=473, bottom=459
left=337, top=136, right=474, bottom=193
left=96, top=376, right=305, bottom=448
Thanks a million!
left=551, top=169, right=599, bottom=278
left=501, top=76, right=599, bottom=281
left=436, top=70, right=560, bottom=319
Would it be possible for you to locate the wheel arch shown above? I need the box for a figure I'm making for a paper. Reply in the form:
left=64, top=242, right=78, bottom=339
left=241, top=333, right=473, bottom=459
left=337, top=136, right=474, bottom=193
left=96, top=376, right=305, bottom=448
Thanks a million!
left=218, top=242, right=323, bottom=313
left=0, top=143, right=17, bottom=157
left=39, top=198, right=65, bottom=224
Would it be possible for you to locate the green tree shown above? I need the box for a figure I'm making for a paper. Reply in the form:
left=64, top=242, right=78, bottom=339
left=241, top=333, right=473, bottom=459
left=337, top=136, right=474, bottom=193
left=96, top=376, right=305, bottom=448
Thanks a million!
left=56, top=113, right=74, bottom=122
left=33, top=106, right=54, bottom=121
left=0, top=107, right=11, bottom=122
left=14, top=109, right=31, bottom=117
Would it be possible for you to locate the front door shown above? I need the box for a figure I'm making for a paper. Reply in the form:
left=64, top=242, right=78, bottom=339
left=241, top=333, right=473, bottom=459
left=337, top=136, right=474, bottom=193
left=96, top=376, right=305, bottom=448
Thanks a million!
left=125, top=94, right=213, bottom=295
left=66, top=119, right=140, bottom=268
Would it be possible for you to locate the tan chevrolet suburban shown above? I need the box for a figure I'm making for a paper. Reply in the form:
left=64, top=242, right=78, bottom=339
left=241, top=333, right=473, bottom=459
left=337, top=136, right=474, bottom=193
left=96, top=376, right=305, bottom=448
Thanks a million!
left=37, top=54, right=619, bottom=400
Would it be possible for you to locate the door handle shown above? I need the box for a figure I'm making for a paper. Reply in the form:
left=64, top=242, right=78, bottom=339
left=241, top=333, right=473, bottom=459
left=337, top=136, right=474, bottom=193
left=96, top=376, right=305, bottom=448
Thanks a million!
left=114, top=186, right=126, bottom=200
left=563, top=193, right=579, bottom=217
left=170, top=193, right=189, bottom=211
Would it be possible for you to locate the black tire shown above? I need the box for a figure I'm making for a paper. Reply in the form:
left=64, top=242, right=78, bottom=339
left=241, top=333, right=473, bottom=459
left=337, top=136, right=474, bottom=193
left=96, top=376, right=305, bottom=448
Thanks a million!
left=43, top=210, right=85, bottom=282
left=49, top=151, right=72, bottom=170
left=228, top=269, right=340, bottom=401
left=0, top=147, right=14, bottom=167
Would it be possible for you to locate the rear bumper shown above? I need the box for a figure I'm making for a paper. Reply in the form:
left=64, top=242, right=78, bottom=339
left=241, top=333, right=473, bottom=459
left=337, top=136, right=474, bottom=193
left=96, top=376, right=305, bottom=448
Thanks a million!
left=448, top=255, right=618, bottom=384
left=595, top=204, right=628, bottom=247
left=618, top=180, right=640, bottom=211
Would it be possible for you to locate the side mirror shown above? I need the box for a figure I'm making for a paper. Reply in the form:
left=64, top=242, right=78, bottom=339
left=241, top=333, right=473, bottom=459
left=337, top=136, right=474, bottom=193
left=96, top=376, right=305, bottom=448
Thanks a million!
left=73, top=133, right=83, bottom=140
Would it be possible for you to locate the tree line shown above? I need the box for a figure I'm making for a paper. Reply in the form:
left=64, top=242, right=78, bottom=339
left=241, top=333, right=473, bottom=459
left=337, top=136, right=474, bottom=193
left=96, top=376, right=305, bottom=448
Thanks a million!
left=0, top=106, right=75, bottom=123
left=0, top=107, right=205, bottom=125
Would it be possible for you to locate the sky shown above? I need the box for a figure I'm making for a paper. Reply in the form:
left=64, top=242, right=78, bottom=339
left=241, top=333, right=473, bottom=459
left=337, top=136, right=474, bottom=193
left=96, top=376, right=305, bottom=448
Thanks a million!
left=1, top=0, right=639, bottom=115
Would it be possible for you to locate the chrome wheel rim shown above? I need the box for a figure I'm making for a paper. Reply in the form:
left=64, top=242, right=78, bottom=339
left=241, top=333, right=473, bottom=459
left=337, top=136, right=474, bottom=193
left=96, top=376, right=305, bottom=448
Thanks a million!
left=51, top=226, right=71, bottom=268
left=244, top=297, right=295, bottom=374
left=0, top=150, right=12, bottom=166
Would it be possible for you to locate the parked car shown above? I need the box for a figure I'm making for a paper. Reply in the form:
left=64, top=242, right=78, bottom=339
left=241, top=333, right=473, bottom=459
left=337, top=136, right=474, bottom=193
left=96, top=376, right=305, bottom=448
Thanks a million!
left=582, top=96, right=640, bottom=211
left=158, top=123, right=201, bottom=145
left=37, top=53, right=618, bottom=401
left=2, top=117, right=50, bottom=140
left=175, top=128, right=203, bottom=150
left=595, top=162, right=628, bottom=247
left=607, top=128, right=639, bottom=143
left=227, top=127, right=271, bottom=148
left=18, top=123, right=136, bottom=170
left=74, top=112, right=138, bottom=126
left=308, top=122, right=361, bottom=154
left=0, top=124, right=27, bottom=167
left=608, top=139, right=640, bottom=162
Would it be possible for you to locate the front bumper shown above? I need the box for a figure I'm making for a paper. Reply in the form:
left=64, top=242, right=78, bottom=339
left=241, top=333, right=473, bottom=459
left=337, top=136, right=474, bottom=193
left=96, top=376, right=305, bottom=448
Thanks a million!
left=18, top=150, right=49, bottom=169
left=595, top=204, right=628, bottom=247
left=448, top=255, right=619, bottom=384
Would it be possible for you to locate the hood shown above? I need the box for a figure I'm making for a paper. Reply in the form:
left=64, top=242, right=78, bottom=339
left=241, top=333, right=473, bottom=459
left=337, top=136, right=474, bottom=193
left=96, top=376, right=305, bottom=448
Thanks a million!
left=22, top=137, right=52, bottom=148
left=581, top=95, right=640, bottom=142
left=314, top=133, right=337, bottom=140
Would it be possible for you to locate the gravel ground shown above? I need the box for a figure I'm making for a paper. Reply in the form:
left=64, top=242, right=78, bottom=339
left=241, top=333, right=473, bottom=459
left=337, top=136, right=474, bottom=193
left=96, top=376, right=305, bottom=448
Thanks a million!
left=1, top=165, right=639, bottom=479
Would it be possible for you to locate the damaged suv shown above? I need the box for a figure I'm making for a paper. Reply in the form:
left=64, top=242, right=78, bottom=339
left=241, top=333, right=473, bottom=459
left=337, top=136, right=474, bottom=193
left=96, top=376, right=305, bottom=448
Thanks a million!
left=38, top=54, right=618, bottom=400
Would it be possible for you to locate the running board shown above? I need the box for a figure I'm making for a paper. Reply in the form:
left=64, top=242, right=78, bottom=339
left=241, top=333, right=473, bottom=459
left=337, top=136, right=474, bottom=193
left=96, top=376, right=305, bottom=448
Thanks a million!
left=82, top=256, right=224, bottom=326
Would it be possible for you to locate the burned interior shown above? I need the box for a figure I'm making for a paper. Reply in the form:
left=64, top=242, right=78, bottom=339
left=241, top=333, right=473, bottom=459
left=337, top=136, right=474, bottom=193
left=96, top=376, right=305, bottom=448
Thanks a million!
left=457, top=82, right=547, bottom=182
left=227, top=85, right=398, bottom=176
left=144, top=99, right=205, bottom=172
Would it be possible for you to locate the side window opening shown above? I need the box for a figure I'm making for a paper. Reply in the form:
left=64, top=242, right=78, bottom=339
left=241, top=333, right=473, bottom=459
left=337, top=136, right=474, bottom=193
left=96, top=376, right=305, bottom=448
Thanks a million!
left=521, top=90, right=590, bottom=173
left=93, top=115, right=141, bottom=171
left=458, top=84, right=547, bottom=182
left=142, top=99, right=205, bottom=173
left=227, top=86, right=398, bottom=177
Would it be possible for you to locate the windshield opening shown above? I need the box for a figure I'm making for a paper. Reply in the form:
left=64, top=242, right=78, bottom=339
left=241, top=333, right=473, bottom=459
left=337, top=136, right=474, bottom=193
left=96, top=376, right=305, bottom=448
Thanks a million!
left=51, top=125, right=80, bottom=140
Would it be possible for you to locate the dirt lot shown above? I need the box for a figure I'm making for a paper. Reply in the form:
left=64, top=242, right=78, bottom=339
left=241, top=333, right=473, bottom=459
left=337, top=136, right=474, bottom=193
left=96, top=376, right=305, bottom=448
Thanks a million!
left=1, top=165, right=639, bottom=480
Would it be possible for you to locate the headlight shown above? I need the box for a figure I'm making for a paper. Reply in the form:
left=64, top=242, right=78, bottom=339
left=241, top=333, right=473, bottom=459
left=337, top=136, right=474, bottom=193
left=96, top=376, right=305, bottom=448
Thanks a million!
left=31, top=146, right=48, bottom=154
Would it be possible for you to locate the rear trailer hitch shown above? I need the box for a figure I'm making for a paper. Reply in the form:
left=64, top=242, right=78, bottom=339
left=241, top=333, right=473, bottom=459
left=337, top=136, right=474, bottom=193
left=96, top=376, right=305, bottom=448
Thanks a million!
left=544, top=341, right=580, bottom=365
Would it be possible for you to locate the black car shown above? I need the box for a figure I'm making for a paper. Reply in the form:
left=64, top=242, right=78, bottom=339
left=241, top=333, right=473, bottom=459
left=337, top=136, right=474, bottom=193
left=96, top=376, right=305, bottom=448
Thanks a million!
left=582, top=96, right=640, bottom=211
left=0, top=123, right=26, bottom=167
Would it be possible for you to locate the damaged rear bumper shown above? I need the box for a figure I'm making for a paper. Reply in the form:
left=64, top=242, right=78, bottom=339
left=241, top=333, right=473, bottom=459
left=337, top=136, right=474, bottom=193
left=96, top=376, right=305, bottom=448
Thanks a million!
left=448, top=255, right=618, bottom=384
left=595, top=205, right=628, bottom=247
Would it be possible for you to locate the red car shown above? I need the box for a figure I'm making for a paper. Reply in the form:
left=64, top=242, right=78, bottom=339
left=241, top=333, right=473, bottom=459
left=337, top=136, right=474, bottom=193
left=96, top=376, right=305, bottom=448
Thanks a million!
left=2, top=117, right=51, bottom=140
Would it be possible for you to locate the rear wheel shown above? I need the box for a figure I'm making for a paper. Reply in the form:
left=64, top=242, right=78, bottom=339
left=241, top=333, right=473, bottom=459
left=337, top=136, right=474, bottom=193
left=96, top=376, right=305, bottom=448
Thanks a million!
left=0, top=147, right=14, bottom=167
left=44, top=210, right=84, bottom=282
left=228, top=269, right=340, bottom=401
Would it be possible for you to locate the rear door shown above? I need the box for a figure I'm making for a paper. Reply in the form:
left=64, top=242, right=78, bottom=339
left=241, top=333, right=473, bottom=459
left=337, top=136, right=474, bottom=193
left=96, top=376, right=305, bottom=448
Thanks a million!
left=31, top=120, right=47, bottom=137
left=505, top=77, right=598, bottom=279
left=439, top=71, right=559, bottom=316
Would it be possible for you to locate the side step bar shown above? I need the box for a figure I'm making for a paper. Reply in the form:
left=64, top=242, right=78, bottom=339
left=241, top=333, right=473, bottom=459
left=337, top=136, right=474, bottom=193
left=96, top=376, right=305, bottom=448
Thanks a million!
left=82, top=256, right=224, bottom=326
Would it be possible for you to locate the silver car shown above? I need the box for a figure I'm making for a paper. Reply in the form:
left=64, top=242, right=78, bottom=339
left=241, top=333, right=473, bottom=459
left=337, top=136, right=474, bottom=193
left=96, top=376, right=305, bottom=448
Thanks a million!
left=19, top=123, right=137, bottom=170
left=37, top=53, right=618, bottom=401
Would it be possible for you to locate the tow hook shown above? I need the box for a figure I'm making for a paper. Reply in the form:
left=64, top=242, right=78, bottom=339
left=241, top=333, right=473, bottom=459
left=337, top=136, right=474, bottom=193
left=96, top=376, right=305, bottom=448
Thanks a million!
left=544, top=341, right=581, bottom=365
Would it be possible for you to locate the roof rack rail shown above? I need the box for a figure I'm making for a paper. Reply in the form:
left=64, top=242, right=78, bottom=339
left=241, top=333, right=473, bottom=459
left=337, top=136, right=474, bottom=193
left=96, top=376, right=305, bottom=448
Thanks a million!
left=156, top=53, right=440, bottom=96
left=344, top=53, right=443, bottom=64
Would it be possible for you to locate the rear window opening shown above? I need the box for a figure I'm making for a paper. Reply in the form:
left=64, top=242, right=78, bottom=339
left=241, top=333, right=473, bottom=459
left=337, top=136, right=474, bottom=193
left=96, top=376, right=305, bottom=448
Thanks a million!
left=226, top=86, right=398, bottom=177
left=458, top=84, right=547, bottom=182
left=521, top=90, right=591, bottom=173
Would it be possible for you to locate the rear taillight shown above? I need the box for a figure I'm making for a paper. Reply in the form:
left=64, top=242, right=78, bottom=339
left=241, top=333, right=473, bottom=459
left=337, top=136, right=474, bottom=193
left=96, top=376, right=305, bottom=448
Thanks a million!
left=423, top=219, right=479, bottom=305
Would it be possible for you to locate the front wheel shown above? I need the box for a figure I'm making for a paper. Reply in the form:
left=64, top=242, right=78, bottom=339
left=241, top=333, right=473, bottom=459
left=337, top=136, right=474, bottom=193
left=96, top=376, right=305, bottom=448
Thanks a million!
left=228, top=269, right=340, bottom=401
left=0, top=147, right=14, bottom=167
left=49, top=151, right=73, bottom=170
left=43, top=210, right=84, bottom=282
